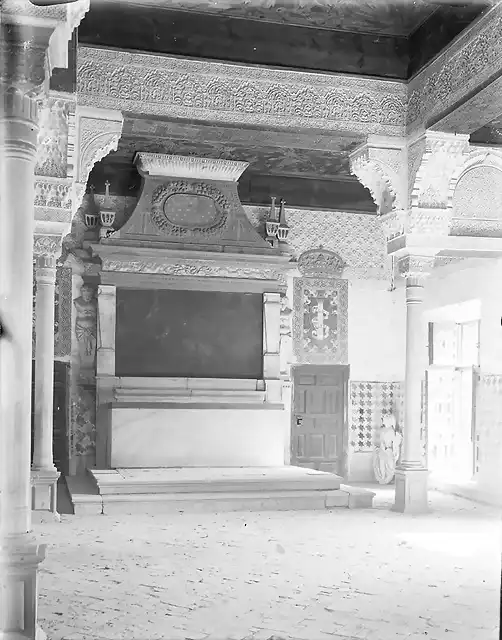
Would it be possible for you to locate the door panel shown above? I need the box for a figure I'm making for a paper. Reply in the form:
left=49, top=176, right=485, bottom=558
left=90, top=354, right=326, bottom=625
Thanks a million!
left=292, top=365, right=348, bottom=476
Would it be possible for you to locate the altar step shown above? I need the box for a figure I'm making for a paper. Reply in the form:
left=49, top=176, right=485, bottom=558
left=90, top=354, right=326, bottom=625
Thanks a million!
left=66, top=466, right=375, bottom=515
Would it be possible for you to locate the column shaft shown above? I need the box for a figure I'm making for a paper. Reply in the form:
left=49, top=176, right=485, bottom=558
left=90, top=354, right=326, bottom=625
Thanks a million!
left=32, top=258, right=57, bottom=471
left=401, top=282, right=426, bottom=466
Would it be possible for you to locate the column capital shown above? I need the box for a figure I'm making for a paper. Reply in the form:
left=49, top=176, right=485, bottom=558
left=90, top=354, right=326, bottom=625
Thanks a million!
left=33, top=233, right=61, bottom=268
left=397, top=253, right=435, bottom=289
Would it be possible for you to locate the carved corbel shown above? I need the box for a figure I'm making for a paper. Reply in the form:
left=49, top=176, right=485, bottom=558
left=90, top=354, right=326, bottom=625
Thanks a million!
left=72, top=106, right=124, bottom=215
left=349, top=136, right=408, bottom=242
left=408, top=131, right=470, bottom=236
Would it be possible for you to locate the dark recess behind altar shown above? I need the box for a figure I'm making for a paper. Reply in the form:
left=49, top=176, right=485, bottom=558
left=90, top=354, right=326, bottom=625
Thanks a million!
left=115, top=289, right=264, bottom=379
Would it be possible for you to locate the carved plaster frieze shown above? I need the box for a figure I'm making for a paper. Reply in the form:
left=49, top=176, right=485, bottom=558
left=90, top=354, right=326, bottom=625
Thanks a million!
left=34, top=176, right=72, bottom=217
left=100, top=257, right=284, bottom=283
left=77, top=46, right=407, bottom=136
left=297, top=248, right=346, bottom=278
left=135, top=152, right=249, bottom=181
left=407, top=3, right=502, bottom=132
left=73, top=106, right=124, bottom=214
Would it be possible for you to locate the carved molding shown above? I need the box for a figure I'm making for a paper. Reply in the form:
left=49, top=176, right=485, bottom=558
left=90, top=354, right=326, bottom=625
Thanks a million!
left=297, top=248, right=346, bottom=278
left=100, top=256, right=284, bottom=283
left=151, top=181, right=229, bottom=237
left=135, top=152, right=249, bottom=181
left=407, top=3, right=502, bottom=132
left=77, top=46, right=407, bottom=136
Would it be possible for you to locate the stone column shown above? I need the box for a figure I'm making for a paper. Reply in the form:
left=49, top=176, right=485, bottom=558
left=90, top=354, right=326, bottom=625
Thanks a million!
left=31, top=237, right=62, bottom=514
left=393, top=254, right=434, bottom=514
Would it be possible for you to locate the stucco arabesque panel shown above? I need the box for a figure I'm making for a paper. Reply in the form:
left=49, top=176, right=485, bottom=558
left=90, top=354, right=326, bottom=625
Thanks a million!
left=77, top=46, right=407, bottom=136
left=245, top=206, right=389, bottom=281
left=407, top=3, right=502, bottom=132
left=292, top=277, right=348, bottom=365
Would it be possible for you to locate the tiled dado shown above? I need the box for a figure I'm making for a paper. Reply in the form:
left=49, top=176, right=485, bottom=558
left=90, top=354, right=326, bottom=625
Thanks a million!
left=349, top=381, right=404, bottom=453
left=475, top=374, right=502, bottom=475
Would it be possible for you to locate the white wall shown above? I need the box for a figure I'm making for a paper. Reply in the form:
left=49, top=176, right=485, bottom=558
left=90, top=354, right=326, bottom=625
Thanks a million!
left=348, top=278, right=406, bottom=381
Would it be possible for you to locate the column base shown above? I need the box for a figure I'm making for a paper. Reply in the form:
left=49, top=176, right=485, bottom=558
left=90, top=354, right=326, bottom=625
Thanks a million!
left=0, top=537, right=47, bottom=640
left=31, top=468, right=60, bottom=513
left=392, top=466, right=431, bottom=514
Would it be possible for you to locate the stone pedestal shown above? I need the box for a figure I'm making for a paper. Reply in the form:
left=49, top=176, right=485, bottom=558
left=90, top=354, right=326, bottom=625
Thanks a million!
left=31, top=253, right=60, bottom=513
left=393, top=256, right=433, bottom=514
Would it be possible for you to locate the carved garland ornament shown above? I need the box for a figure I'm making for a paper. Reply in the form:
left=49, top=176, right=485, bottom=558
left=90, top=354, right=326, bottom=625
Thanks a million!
left=151, top=181, right=229, bottom=237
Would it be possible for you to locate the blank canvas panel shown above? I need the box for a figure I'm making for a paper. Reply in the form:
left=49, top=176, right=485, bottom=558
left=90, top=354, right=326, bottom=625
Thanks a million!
left=115, top=288, right=263, bottom=379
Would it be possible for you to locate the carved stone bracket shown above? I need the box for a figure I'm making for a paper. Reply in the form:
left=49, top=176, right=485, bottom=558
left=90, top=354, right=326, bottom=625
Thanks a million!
left=297, top=248, right=346, bottom=278
left=73, top=106, right=124, bottom=214
left=349, top=136, right=407, bottom=216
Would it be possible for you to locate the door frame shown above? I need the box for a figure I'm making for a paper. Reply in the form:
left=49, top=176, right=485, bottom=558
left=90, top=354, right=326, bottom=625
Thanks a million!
left=290, top=363, right=350, bottom=478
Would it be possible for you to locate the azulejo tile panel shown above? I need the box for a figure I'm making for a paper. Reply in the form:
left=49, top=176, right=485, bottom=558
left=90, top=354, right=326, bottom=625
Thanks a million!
left=349, top=381, right=404, bottom=452
left=292, top=277, right=348, bottom=365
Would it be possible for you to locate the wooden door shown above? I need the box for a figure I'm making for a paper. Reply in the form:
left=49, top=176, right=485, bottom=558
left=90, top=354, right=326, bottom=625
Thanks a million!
left=291, top=365, right=349, bottom=476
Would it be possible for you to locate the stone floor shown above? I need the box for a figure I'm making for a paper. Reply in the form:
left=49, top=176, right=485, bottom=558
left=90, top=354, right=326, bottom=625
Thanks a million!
left=35, top=485, right=501, bottom=640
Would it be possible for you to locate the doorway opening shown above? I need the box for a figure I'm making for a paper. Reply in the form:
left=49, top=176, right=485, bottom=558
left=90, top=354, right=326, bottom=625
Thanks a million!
left=426, top=311, right=479, bottom=484
left=291, top=364, right=349, bottom=478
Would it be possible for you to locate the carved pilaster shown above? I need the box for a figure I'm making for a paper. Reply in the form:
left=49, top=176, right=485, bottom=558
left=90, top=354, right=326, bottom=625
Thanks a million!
left=96, top=284, right=116, bottom=378
left=73, top=106, right=124, bottom=214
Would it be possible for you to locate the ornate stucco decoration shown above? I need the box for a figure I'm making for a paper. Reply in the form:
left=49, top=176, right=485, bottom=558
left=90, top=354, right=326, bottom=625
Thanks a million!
left=407, top=3, right=502, bottom=133
left=73, top=106, right=124, bottom=215
left=297, top=248, right=346, bottom=278
left=292, top=277, right=348, bottom=365
left=151, top=181, right=229, bottom=237
left=135, top=152, right=249, bottom=182
left=448, top=147, right=502, bottom=238
left=77, top=46, right=407, bottom=136
left=408, top=132, right=470, bottom=236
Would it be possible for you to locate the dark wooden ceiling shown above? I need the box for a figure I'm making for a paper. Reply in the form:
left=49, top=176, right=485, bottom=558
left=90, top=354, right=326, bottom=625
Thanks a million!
left=79, top=0, right=488, bottom=80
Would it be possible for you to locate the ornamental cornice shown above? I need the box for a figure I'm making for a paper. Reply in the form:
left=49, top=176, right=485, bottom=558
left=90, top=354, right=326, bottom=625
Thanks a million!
left=134, top=152, right=249, bottom=181
left=77, top=46, right=407, bottom=136
left=407, top=3, right=502, bottom=132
